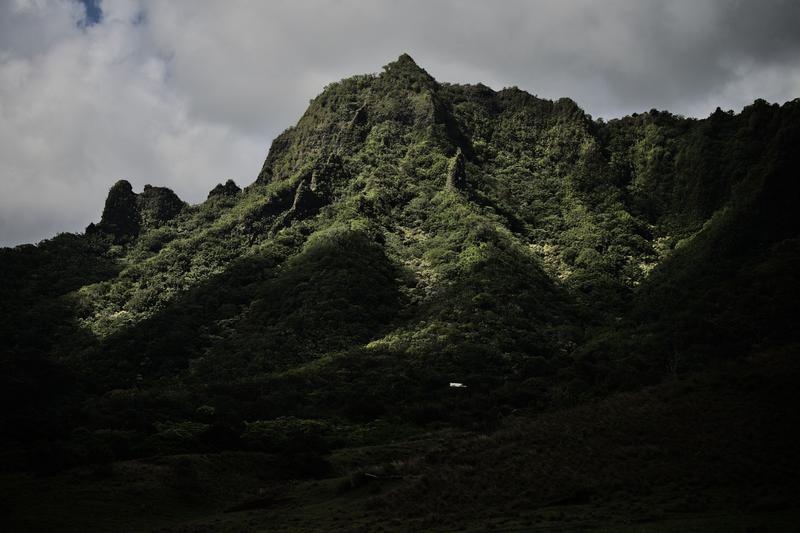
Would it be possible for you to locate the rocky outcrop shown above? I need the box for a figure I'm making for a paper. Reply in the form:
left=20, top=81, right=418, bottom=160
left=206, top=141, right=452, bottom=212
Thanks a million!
left=256, top=128, right=295, bottom=184
left=239, top=185, right=296, bottom=240
left=137, top=185, right=185, bottom=229
left=87, top=180, right=184, bottom=242
left=265, top=155, right=350, bottom=233
left=208, top=179, right=241, bottom=199
left=87, top=179, right=140, bottom=241
left=345, top=104, right=370, bottom=145
left=350, top=103, right=368, bottom=127
left=310, top=154, right=347, bottom=200
left=446, top=148, right=467, bottom=191
left=291, top=178, right=321, bottom=215
left=381, top=53, right=438, bottom=91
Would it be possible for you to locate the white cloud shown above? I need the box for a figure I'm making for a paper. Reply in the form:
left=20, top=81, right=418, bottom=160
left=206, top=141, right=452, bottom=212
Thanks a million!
left=1, top=0, right=799, bottom=245
left=0, top=0, right=265, bottom=246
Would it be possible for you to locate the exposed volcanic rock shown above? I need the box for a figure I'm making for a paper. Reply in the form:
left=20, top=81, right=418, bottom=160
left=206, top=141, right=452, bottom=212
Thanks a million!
left=137, top=185, right=185, bottom=228
left=86, top=180, right=184, bottom=241
left=446, top=148, right=467, bottom=191
left=208, top=179, right=242, bottom=199
left=87, top=179, right=140, bottom=241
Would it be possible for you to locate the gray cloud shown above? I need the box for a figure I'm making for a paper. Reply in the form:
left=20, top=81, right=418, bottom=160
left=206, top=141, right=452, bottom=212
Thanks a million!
left=1, top=0, right=799, bottom=246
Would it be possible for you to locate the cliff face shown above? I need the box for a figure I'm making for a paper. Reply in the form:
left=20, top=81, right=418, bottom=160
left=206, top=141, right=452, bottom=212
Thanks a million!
left=446, top=148, right=466, bottom=190
left=88, top=179, right=140, bottom=241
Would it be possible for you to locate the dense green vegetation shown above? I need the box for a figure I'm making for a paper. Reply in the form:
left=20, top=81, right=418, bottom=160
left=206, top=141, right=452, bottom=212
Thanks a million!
left=2, top=55, right=798, bottom=530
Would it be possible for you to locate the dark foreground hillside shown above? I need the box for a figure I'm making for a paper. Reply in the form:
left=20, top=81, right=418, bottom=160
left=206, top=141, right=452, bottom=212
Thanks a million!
left=1, top=55, right=799, bottom=531
left=4, top=348, right=799, bottom=531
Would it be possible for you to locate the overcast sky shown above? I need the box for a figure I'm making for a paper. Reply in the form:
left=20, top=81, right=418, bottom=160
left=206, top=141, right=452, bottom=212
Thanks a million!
left=2, top=0, right=799, bottom=246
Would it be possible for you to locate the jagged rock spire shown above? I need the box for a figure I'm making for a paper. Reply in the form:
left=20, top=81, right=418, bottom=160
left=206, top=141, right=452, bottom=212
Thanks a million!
left=381, top=53, right=437, bottom=89
left=138, top=185, right=184, bottom=228
left=87, top=179, right=184, bottom=242
left=94, top=179, right=140, bottom=241
left=208, top=179, right=241, bottom=199
left=446, top=148, right=467, bottom=191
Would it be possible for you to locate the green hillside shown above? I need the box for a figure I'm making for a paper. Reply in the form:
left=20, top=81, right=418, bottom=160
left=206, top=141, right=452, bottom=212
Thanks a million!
left=2, top=55, right=798, bottom=531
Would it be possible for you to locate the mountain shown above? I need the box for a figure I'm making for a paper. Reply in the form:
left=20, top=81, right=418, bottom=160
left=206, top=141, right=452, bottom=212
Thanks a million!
left=2, top=55, right=799, bottom=531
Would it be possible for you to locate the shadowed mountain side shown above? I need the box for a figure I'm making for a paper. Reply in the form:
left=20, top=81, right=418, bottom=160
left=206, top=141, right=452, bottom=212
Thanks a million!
left=74, top=226, right=398, bottom=386
left=57, top=217, right=580, bottom=434
left=0, top=233, right=120, bottom=451
left=0, top=233, right=120, bottom=349
left=572, top=101, right=800, bottom=387
left=4, top=348, right=798, bottom=532
left=371, top=347, right=800, bottom=529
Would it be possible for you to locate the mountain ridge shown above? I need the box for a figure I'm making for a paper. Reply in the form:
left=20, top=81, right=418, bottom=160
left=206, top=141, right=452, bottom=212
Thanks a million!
left=6, top=52, right=798, bottom=394
left=2, top=54, right=799, bottom=531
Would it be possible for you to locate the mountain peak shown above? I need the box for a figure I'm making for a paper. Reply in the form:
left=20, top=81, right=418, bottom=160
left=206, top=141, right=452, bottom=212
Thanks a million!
left=87, top=180, right=184, bottom=241
left=382, top=53, right=436, bottom=87
left=90, top=179, right=139, bottom=241
left=110, top=179, right=134, bottom=194
left=208, top=179, right=241, bottom=199
left=395, top=52, right=418, bottom=66
left=384, top=52, right=423, bottom=71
